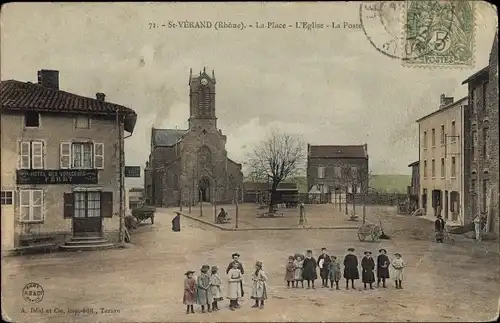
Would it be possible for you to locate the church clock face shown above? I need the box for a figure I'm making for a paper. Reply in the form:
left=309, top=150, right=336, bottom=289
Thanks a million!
left=201, top=78, right=208, bottom=86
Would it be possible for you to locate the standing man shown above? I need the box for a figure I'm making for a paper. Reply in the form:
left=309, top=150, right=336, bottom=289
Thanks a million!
left=434, top=214, right=446, bottom=243
left=299, top=203, right=307, bottom=227
left=473, top=212, right=484, bottom=242
left=317, top=247, right=331, bottom=288
left=226, top=253, right=245, bottom=303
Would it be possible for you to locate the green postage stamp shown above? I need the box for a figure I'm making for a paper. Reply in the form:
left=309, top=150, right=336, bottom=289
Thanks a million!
left=403, top=0, right=475, bottom=67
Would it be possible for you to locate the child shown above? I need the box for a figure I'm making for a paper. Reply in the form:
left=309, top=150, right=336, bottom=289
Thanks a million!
left=196, top=265, right=213, bottom=313
left=210, top=266, right=223, bottom=311
left=392, top=253, right=405, bottom=289
left=293, top=254, right=304, bottom=288
left=328, top=255, right=341, bottom=290
left=285, top=256, right=296, bottom=288
left=377, top=249, right=390, bottom=288
left=343, top=247, right=359, bottom=290
left=227, top=261, right=242, bottom=311
left=183, top=270, right=196, bottom=314
left=302, top=250, right=318, bottom=289
left=251, top=261, right=268, bottom=309
left=361, top=251, right=375, bottom=290
left=318, top=247, right=332, bottom=288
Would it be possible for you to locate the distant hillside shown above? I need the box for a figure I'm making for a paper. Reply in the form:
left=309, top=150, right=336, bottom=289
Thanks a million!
left=369, top=175, right=411, bottom=194
left=282, top=174, right=411, bottom=194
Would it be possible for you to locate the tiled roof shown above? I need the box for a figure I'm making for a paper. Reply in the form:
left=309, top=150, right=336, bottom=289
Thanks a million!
left=0, top=80, right=136, bottom=116
left=408, top=161, right=419, bottom=167
left=308, top=145, right=367, bottom=159
left=461, top=66, right=489, bottom=84
left=152, top=128, right=188, bottom=146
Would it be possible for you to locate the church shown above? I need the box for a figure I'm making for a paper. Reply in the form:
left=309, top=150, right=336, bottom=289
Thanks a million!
left=144, top=68, right=244, bottom=207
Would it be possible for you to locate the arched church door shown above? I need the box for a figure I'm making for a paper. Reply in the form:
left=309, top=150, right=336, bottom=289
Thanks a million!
left=199, top=177, right=211, bottom=202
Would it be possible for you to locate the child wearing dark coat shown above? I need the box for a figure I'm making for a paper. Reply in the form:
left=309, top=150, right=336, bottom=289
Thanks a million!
left=343, top=247, right=359, bottom=290
left=285, top=256, right=296, bottom=288
left=361, top=251, right=375, bottom=290
left=377, top=248, right=390, bottom=288
left=302, top=250, right=318, bottom=289
left=183, top=271, right=196, bottom=314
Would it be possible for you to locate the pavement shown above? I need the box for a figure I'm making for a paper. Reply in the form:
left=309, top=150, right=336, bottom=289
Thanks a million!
left=1, top=204, right=499, bottom=322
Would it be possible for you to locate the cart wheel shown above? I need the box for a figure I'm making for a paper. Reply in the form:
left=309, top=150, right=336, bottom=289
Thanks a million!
left=372, top=232, right=380, bottom=242
left=358, top=232, right=366, bottom=241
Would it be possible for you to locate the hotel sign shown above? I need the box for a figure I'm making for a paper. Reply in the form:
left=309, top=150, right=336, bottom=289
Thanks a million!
left=125, top=166, right=141, bottom=178
left=16, top=169, right=98, bottom=185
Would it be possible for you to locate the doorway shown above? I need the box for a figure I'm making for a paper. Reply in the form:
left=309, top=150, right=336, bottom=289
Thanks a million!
left=199, top=177, right=211, bottom=202
left=73, top=191, right=102, bottom=237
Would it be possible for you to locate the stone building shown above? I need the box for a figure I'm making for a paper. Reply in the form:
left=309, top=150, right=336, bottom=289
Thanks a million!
left=416, top=95, right=467, bottom=225
left=408, top=161, right=419, bottom=211
left=462, top=31, right=499, bottom=233
left=306, top=144, right=369, bottom=203
left=1, top=69, right=136, bottom=253
left=144, top=68, right=243, bottom=207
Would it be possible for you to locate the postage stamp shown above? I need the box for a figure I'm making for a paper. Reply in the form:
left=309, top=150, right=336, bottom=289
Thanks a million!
left=403, top=0, right=475, bottom=68
left=360, top=1, right=475, bottom=68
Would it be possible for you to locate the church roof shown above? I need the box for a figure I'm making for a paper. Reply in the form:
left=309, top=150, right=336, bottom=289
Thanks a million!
left=152, top=128, right=188, bottom=146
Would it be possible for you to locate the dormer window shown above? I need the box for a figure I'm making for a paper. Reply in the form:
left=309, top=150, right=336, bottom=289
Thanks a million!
left=24, top=112, right=40, bottom=128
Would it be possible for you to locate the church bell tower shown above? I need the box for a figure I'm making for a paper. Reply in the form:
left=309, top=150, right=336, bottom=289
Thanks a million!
left=188, top=67, right=217, bottom=130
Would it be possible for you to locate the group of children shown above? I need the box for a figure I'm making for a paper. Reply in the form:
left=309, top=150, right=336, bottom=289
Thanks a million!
left=183, top=253, right=268, bottom=314
left=285, top=247, right=405, bottom=290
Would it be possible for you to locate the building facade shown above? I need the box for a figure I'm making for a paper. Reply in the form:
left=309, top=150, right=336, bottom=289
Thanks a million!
left=408, top=161, right=419, bottom=211
left=144, top=68, right=243, bottom=207
left=306, top=144, right=369, bottom=202
left=417, top=95, right=467, bottom=224
left=462, top=31, right=499, bottom=233
left=1, top=70, right=136, bottom=251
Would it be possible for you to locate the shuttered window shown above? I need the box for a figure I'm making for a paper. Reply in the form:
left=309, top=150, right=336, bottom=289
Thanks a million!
left=19, top=141, right=44, bottom=169
left=60, top=142, right=104, bottom=169
left=63, top=192, right=113, bottom=218
left=19, top=190, right=44, bottom=222
left=94, top=143, right=104, bottom=169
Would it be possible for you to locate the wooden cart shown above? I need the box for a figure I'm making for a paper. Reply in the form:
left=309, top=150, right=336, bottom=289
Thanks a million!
left=131, top=206, right=156, bottom=225
left=357, top=222, right=382, bottom=242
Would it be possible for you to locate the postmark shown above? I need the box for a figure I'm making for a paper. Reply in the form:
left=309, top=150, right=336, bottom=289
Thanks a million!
left=22, top=282, right=44, bottom=303
left=360, top=1, right=475, bottom=68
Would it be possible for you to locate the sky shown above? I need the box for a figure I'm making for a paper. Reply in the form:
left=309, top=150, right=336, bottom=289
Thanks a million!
left=1, top=2, right=498, bottom=187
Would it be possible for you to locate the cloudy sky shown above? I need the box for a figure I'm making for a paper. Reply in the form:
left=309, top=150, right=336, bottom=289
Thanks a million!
left=2, top=2, right=497, bottom=186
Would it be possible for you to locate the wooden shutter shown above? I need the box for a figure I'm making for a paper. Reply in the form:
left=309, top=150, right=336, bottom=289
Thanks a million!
left=94, top=143, right=104, bottom=169
left=31, top=141, right=44, bottom=169
left=63, top=193, right=74, bottom=218
left=60, top=142, right=72, bottom=169
left=101, top=191, right=113, bottom=218
left=20, top=141, right=31, bottom=169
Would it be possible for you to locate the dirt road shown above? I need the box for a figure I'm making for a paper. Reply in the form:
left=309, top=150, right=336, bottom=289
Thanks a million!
left=2, top=205, right=498, bottom=322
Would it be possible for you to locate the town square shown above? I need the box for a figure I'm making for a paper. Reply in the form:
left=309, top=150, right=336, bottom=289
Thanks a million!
left=1, top=2, right=499, bottom=322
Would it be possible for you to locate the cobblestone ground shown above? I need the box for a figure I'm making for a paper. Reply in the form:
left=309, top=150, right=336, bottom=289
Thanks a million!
left=2, top=204, right=499, bottom=322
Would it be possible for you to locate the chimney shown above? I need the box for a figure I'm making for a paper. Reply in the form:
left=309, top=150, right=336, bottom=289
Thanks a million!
left=440, top=94, right=454, bottom=108
left=96, top=92, right=106, bottom=102
left=37, top=69, right=59, bottom=89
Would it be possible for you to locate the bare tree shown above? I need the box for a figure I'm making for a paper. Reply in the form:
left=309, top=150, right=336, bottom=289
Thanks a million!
left=247, top=131, right=305, bottom=214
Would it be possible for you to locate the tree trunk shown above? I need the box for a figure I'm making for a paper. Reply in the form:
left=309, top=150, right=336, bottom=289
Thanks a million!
left=235, top=187, right=239, bottom=229
left=180, top=188, right=183, bottom=211
left=362, top=189, right=366, bottom=224
left=352, top=191, right=356, bottom=217
left=200, top=189, right=203, bottom=217
left=213, top=187, right=217, bottom=223
left=345, top=187, right=348, bottom=215
left=188, top=189, right=192, bottom=213
left=268, top=185, right=277, bottom=214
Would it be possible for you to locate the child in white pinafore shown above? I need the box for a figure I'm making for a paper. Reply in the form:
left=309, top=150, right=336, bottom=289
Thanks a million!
left=293, top=254, right=304, bottom=288
left=392, top=253, right=405, bottom=289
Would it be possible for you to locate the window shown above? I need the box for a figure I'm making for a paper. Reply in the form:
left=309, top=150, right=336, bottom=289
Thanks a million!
left=75, top=116, right=91, bottom=129
left=451, top=157, right=456, bottom=178
left=451, top=121, right=456, bottom=142
left=74, top=191, right=101, bottom=218
left=351, top=166, right=358, bottom=179
left=440, top=158, right=445, bottom=178
left=423, top=131, right=427, bottom=149
left=60, top=142, right=104, bottom=169
left=471, top=178, right=476, bottom=194
left=1, top=191, right=13, bottom=205
left=431, top=159, right=436, bottom=178
left=19, top=190, right=43, bottom=222
left=482, top=127, right=489, bottom=158
left=19, top=141, right=44, bottom=169
left=334, top=166, right=341, bottom=178
left=482, top=82, right=488, bottom=110
left=440, top=125, right=445, bottom=145
left=481, top=179, right=488, bottom=213
left=423, top=160, right=427, bottom=178
left=317, top=166, right=325, bottom=179
left=24, top=112, right=40, bottom=128
left=471, top=130, right=477, bottom=161
left=431, top=128, right=436, bottom=147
